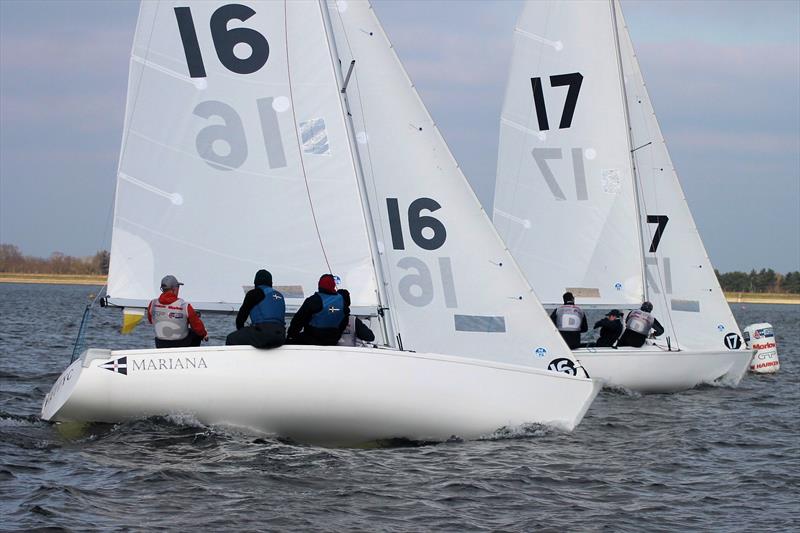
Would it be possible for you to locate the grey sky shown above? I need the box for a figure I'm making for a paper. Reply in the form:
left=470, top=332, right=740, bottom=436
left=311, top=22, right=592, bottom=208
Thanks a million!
left=1, top=0, right=798, bottom=273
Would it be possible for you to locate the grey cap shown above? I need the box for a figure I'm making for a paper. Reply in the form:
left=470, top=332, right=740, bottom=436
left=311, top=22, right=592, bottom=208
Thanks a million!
left=160, top=275, right=184, bottom=290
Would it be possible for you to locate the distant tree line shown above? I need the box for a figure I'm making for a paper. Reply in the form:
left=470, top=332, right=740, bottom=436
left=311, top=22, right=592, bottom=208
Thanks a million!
left=1, top=243, right=797, bottom=292
left=0, top=244, right=109, bottom=275
left=715, top=268, right=800, bottom=294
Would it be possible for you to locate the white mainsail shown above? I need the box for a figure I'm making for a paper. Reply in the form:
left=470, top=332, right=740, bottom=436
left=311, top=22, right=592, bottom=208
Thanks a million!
left=493, top=0, right=748, bottom=359
left=326, top=1, right=581, bottom=370
left=614, top=1, right=743, bottom=350
left=493, top=0, right=645, bottom=308
left=108, top=0, right=379, bottom=312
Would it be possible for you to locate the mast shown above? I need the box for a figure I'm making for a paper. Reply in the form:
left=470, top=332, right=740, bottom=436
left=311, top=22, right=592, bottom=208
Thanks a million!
left=317, top=0, right=397, bottom=346
left=610, top=0, right=649, bottom=303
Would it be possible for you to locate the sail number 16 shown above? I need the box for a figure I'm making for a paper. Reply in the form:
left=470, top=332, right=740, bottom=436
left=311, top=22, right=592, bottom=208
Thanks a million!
left=174, top=4, right=269, bottom=78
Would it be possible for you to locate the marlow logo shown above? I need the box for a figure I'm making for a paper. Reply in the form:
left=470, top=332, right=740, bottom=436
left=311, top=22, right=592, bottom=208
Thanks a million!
left=100, top=356, right=128, bottom=375
left=724, top=333, right=742, bottom=350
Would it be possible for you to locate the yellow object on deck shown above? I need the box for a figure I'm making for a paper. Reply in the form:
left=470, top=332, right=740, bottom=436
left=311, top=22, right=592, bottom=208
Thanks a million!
left=121, top=307, right=146, bottom=334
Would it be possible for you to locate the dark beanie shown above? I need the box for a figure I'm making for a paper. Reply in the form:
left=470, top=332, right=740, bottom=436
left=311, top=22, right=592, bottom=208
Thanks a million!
left=254, top=269, right=273, bottom=287
left=563, top=291, right=575, bottom=304
left=318, top=274, right=336, bottom=293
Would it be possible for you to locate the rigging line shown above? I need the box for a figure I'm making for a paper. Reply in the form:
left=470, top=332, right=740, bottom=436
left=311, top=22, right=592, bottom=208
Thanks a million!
left=330, top=8, right=395, bottom=287
left=330, top=6, right=401, bottom=339
left=283, top=0, right=332, bottom=274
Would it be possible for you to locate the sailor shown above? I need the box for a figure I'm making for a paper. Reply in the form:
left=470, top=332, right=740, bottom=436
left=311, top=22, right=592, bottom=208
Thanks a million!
left=288, top=274, right=350, bottom=346
left=617, top=301, right=665, bottom=348
left=550, top=291, right=588, bottom=349
left=337, top=316, right=377, bottom=347
left=147, top=274, right=208, bottom=349
left=593, top=309, right=623, bottom=347
left=226, top=269, right=286, bottom=349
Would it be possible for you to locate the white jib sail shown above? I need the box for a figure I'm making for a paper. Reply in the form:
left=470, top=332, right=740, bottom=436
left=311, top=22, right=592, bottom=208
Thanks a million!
left=614, top=1, right=745, bottom=351
left=493, top=0, right=645, bottom=308
left=108, top=0, right=379, bottom=313
left=325, top=0, right=581, bottom=371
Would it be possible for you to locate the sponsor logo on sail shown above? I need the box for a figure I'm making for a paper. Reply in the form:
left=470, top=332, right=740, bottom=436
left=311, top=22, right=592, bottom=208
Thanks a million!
left=535, top=347, right=547, bottom=358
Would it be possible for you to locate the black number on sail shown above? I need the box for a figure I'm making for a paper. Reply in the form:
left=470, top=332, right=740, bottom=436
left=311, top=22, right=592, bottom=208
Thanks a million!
left=530, top=72, right=583, bottom=131
left=646, top=215, right=669, bottom=253
left=387, top=198, right=456, bottom=308
left=174, top=4, right=269, bottom=78
left=386, top=198, right=447, bottom=251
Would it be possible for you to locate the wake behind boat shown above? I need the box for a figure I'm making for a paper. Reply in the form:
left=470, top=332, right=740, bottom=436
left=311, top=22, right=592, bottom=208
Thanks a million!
left=492, top=0, right=752, bottom=393
left=41, top=0, right=599, bottom=444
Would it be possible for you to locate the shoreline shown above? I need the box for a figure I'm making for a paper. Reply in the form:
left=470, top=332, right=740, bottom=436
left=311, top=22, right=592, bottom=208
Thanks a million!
left=723, top=292, right=800, bottom=305
left=0, top=274, right=106, bottom=286
left=1, top=275, right=798, bottom=304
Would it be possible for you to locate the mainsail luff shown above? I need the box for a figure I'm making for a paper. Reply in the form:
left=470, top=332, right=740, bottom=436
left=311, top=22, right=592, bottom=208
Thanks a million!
left=318, top=0, right=396, bottom=344
left=610, top=0, right=650, bottom=305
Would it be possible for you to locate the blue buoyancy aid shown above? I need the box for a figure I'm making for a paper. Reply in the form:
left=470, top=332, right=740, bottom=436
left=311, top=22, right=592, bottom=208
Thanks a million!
left=309, top=292, right=345, bottom=329
left=249, top=286, right=285, bottom=326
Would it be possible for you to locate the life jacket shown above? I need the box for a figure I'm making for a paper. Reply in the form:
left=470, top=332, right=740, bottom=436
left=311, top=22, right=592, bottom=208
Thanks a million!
left=555, top=304, right=585, bottom=332
left=250, top=285, right=285, bottom=326
left=309, top=292, right=345, bottom=329
left=626, top=309, right=655, bottom=335
left=150, top=298, right=189, bottom=340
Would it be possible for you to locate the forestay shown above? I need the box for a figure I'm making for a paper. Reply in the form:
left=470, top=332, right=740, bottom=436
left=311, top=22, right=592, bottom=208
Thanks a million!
left=493, top=0, right=645, bottom=308
left=614, top=1, right=743, bottom=350
left=326, top=1, right=579, bottom=370
left=107, top=0, right=379, bottom=313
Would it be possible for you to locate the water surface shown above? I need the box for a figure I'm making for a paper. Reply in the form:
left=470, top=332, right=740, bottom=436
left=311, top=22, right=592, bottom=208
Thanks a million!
left=1, top=284, right=797, bottom=531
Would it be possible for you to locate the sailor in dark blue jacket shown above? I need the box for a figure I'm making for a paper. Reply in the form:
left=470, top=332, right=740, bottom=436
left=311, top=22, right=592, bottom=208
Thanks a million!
left=226, top=269, right=286, bottom=348
left=288, top=274, right=350, bottom=346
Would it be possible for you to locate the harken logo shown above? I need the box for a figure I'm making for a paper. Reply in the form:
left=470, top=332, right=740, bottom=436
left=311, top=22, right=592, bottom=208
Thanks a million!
left=100, top=356, right=128, bottom=375
left=724, top=333, right=742, bottom=350
left=535, top=347, right=547, bottom=358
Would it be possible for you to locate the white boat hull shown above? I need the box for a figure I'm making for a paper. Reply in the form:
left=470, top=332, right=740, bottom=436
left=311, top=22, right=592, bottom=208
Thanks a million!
left=42, top=345, right=601, bottom=446
left=574, top=346, right=752, bottom=393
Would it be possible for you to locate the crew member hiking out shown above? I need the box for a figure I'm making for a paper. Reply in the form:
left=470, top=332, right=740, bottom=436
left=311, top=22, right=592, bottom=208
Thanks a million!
left=617, top=301, right=665, bottom=348
left=550, top=291, right=588, bottom=349
left=148, top=274, right=208, bottom=349
left=288, top=274, right=350, bottom=346
left=226, top=269, right=286, bottom=348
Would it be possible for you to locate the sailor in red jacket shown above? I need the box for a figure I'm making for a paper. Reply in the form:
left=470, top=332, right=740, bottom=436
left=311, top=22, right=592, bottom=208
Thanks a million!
left=147, top=274, right=208, bottom=349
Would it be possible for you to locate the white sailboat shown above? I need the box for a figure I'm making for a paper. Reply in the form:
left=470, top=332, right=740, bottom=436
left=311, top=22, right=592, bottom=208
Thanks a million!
left=41, top=0, right=600, bottom=445
left=492, top=0, right=752, bottom=393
